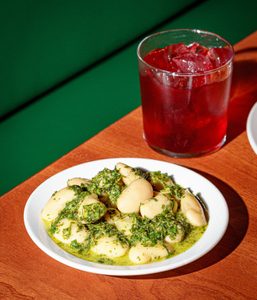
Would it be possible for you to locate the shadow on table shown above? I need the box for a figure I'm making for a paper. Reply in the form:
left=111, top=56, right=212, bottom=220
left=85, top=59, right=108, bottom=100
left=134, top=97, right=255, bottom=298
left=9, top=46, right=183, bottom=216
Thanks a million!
left=227, top=48, right=257, bottom=143
left=125, top=170, right=249, bottom=280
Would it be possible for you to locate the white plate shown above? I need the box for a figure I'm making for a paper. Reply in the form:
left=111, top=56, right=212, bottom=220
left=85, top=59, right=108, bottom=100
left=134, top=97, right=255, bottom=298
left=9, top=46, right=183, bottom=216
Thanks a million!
left=24, top=158, right=229, bottom=276
left=247, top=102, right=257, bottom=155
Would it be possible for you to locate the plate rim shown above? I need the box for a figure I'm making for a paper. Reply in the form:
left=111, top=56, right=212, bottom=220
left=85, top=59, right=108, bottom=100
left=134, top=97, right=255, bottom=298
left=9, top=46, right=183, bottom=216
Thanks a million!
left=24, top=157, right=229, bottom=276
left=247, top=102, right=257, bottom=155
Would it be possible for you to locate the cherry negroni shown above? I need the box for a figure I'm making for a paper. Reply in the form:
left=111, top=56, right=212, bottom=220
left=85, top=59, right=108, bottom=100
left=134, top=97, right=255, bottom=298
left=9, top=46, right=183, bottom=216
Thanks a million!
left=138, top=30, right=234, bottom=157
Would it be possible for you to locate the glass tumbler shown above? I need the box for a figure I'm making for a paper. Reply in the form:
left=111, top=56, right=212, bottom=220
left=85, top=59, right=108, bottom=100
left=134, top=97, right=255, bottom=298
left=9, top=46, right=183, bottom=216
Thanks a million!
left=137, top=29, right=234, bottom=157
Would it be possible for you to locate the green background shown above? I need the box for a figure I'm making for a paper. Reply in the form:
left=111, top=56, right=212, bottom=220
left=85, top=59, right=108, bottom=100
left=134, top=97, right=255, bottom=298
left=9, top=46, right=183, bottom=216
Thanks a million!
left=0, top=0, right=197, bottom=117
left=1, top=0, right=256, bottom=195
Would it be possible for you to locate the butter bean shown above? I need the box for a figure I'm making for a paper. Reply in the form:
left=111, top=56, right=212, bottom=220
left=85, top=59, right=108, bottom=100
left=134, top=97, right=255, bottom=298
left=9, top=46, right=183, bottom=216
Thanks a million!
left=180, top=190, right=207, bottom=226
left=67, top=177, right=90, bottom=187
left=117, top=178, right=153, bottom=213
left=129, top=243, right=168, bottom=264
left=140, top=193, right=171, bottom=219
left=91, top=236, right=128, bottom=258
left=116, top=162, right=140, bottom=186
left=53, top=218, right=89, bottom=244
left=41, top=187, right=76, bottom=222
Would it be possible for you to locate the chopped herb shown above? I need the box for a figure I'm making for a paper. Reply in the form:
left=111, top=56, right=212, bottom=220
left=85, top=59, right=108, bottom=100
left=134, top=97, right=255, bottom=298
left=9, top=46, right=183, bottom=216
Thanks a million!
left=87, top=168, right=123, bottom=206
left=129, top=210, right=189, bottom=247
left=70, top=238, right=91, bottom=254
left=162, top=184, right=185, bottom=199
left=79, top=202, right=107, bottom=224
left=88, top=222, right=128, bottom=246
left=68, top=185, right=84, bottom=195
left=50, top=191, right=90, bottom=233
left=97, top=257, right=114, bottom=265
left=133, top=167, right=148, bottom=179
left=51, top=191, right=58, bottom=197
left=43, top=163, right=207, bottom=266
left=62, top=225, right=72, bottom=239
left=146, top=171, right=173, bottom=191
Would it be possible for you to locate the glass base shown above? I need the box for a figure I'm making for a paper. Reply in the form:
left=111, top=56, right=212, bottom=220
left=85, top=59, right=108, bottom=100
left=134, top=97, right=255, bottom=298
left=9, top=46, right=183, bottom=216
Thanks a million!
left=146, top=135, right=227, bottom=158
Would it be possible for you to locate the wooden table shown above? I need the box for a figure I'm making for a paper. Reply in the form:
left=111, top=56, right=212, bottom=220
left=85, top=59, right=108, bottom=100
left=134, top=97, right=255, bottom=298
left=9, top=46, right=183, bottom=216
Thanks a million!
left=1, top=31, right=257, bottom=300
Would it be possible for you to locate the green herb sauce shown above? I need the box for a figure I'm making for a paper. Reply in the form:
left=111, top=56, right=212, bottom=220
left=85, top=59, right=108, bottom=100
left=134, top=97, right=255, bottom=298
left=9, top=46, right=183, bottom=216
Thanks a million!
left=42, top=166, right=208, bottom=266
left=43, top=217, right=206, bottom=266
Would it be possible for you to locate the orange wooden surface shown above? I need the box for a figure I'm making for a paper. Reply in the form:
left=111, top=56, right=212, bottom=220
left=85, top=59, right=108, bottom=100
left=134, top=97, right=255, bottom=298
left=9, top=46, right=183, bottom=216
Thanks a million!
left=1, top=31, right=257, bottom=300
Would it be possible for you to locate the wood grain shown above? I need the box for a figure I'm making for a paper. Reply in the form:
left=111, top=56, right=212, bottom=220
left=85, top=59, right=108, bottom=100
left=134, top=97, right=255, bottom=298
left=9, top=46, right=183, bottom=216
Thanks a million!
left=1, top=31, right=257, bottom=300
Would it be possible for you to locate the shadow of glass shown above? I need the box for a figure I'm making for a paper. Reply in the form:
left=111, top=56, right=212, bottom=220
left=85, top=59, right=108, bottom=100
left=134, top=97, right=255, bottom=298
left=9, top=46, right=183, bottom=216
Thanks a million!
left=123, top=170, right=248, bottom=280
left=227, top=49, right=257, bottom=142
left=234, top=47, right=257, bottom=55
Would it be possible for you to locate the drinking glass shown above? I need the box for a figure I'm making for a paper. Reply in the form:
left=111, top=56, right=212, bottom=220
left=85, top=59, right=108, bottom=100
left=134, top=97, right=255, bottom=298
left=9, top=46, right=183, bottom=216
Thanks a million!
left=137, top=29, right=234, bottom=157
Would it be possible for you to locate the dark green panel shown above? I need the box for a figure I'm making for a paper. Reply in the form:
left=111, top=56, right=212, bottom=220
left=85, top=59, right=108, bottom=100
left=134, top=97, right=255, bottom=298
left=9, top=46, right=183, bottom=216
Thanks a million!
left=0, top=46, right=140, bottom=195
left=0, top=0, right=198, bottom=117
left=160, top=0, right=257, bottom=43
left=1, top=0, right=256, bottom=195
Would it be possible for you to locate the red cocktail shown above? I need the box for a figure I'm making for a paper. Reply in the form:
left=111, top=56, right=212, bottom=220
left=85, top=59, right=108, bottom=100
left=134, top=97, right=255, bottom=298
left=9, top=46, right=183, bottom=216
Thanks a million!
left=138, top=29, right=234, bottom=157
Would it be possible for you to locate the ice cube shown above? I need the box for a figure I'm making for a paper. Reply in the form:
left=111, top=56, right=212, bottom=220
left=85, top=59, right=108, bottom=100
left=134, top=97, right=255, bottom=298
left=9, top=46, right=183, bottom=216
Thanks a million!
left=165, top=43, right=188, bottom=57
left=144, top=48, right=176, bottom=71
left=187, top=42, right=200, bottom=53
left=208, top=47, right=233, bottom=68
left=172, top=52, right=213, bottom=74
